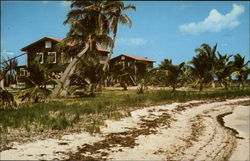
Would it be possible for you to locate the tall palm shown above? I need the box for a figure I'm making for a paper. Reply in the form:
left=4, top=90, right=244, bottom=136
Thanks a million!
left=189, top=54, right=213, bottom=91
left=52, top=1, right=113, bottom=97
left=159, top=59, right=185, bottom=92
left=215, top=52, right=233, bottom=89
left=103, top=1, right=136, bottom=71
left=194, top=43, right=217, bottom=88
left=231, top=54, right=250, bottom=88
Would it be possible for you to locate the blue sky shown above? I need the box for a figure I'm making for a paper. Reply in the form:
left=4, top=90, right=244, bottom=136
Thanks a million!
left=1, top=1, right=249, bottom=67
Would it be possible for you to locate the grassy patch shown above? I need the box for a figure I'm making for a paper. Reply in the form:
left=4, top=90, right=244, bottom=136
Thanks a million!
left=1, top=88, right=249, bottom=133
left=0, top=88, right=249, bottom=151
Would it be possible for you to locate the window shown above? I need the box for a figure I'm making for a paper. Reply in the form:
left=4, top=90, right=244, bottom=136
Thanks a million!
left=35, top=52, right=44, bottom=64
left=45, top=41, right=52, bottom=48
left=99, top=56, right=107, bottom=64
left=20, top=68, right=26, bottom=76
left=47, top=52, right=56, bottom=63
left=121, top=56, right=125, bottom=60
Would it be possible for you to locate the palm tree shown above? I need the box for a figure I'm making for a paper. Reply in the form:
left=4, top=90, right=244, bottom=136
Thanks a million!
left=71, top=58, right=103, bottom=96
left=189, top=54, right=213, bottom=91
left=110, top=61, right=134, bottom=90
left=159, top=59, right=185, bottom=92
left=0, top=58, right=18, bottom=108
left=0, top=58, right=18, bottom=89
left=103, top=1, right=136, bottom=71
left=194, top=43, right=217, bottom=88
left=215, top=52, right=233, bottom=89
left=51, top=1, right=114, bottom=97
left=0, top=88, right=16, bottom=108
left=231, top=54, right=250, bottom=88
left=19, top=63, right=52, bottom=102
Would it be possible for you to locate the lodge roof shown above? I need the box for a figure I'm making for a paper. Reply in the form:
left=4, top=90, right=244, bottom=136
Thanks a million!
left=111, top=54, right=155, bottom=62
left=21, top=37, right=111, bottom=53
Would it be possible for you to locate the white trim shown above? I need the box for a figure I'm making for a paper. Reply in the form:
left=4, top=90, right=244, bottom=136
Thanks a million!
left=48, top=52, right=57, bottom=63
left=37, top=52, right=44, bottom=64
left=20, top=68, right=26, bottom=76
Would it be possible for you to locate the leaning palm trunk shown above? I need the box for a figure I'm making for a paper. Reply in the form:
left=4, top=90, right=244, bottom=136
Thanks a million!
left=0, top=79, right=5, bottom=89
left=51, top=44, right=89, bottom=98
left=103, top=39, right=116, bottom=73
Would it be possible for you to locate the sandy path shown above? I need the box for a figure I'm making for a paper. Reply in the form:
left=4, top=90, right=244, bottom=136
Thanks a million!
left=1, top=97, right=249, bottom=160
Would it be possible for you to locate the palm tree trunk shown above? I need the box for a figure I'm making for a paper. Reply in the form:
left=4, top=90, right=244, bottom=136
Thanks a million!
left=199, top=82, right=203, bottom=91
left=211, top=79, right=216, bottom=88
left=51, top=44, right=89, bottom=98
left=239, top=81, right=244, bottom=89
left=103, top=35, right=116, bottom=72
left=224, top=82, right=228, bottom=90
left=0, top=79, right=5, bottom=90
left=172, top=84, right=176, bottom=92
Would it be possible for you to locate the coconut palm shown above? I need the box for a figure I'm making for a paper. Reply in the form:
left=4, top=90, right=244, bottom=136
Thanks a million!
left=19, top=63, right=52, bottom=102
left=70, top=58, right=103, bottom=96
left=159, top=59, right=185, bottom=92
left=215, top=52, right=233, bottom=89
left=194, top=43, right=217, bottom=88
left=231, top=54, right=250, bottom=88
left=52, top=1, right=114, bottom=97
left=103, top=1, right=136, bottom=71
left=110, top=61, right=134, bottom=90
left=189, top=54, right=213, bottom=91
left=0, top=58, right=18, bottom=89
left=0, top=88, right=16, bottom=108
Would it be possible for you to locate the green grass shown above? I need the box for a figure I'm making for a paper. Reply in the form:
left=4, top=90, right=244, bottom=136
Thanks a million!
left=1, top=88, right=250, bottom=135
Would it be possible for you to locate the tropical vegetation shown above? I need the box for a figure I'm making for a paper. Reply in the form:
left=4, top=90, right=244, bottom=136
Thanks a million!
left=0, top=1, right=249, bottom=151
left=52, top=1, right=136, bottom=97
left=18, top=63, right=52, bottom=103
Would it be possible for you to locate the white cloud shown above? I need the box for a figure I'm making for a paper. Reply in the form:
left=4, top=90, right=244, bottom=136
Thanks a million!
left=179, top=4, right=191, bottom=9
left=179, top=4, right=244, bottom=35
left=61, top=1, right=71, bottom=8
left=222, top=43, right=228, bottom=47
left=1, top=50, right=15, bottom=58
left=117, top=38, right=148, bottom=46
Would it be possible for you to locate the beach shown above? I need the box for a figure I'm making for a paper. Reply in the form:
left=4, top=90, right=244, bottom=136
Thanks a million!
left=1, top=97, right=249, bottom=160
left=224, top=104, right=250, bottom=161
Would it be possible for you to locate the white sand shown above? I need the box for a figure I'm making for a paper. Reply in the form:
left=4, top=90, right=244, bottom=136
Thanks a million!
left=224, top=105, right=250, bottom=161
left=1, top=97, right=249, bottom=160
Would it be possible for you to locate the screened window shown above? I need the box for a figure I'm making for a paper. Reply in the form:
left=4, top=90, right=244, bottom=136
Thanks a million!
left=35, top=52, right=44, bottom=64
left=45, top=41, right=52, bottom=48
left=99, top=56, right=107, bottom=64
left=20, top=68, right=26, bottom=76
left=47, top=52, right=56, bottom=63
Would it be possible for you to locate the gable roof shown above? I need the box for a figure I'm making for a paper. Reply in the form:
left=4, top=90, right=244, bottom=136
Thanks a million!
left=111, top=54, right=155, bottom=62
left=21, top=37, right=111, bottom=53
